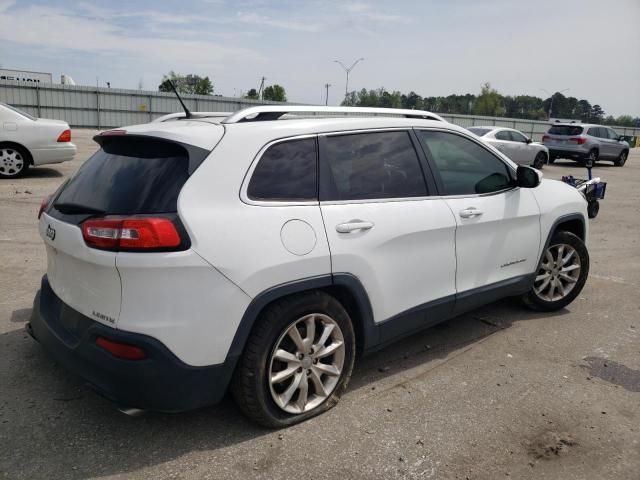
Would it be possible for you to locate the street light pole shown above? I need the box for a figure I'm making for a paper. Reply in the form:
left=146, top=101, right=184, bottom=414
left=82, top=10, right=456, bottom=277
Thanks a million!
left=334, top=58, right=365, bottom=100
left=324, top=83, right=331, bottom=106
left=540, top=88, right=569, bottom=120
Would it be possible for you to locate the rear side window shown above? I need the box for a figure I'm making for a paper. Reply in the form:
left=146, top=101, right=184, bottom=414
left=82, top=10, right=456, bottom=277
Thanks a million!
left=321, top=131, right=427, bottom=201
left=548, top=125, right=584, bottom=136
left=55, top=137, right=189, bottom=215
left=247, top=138, right=317, bottom=201
left=417, top=130, right=513, bottom=196
left=495, top=130, right=511, bottom=141
left=468, top=127, right=492, bottom=137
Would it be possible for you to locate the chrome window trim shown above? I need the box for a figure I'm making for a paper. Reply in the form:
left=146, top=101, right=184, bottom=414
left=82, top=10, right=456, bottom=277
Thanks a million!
left=240, top=133, right=320, bottom=207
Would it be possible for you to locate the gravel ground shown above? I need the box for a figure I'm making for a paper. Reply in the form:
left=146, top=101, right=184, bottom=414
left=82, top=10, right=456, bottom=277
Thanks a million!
left=1, top=130, right=638, bottom=480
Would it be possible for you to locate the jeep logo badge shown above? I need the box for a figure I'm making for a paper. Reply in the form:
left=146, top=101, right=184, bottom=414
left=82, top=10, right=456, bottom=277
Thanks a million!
left=46, top=224, right=56, bottom=241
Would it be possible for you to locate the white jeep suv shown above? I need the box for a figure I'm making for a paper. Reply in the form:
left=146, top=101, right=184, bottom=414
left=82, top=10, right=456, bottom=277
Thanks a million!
left=28, top=106, right=590, bottom=427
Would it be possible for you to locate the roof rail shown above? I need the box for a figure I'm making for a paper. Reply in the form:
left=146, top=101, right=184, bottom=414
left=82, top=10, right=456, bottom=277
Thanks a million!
left=153, top=112, right=231, bottom=123
left=221, top=106, right=444, bottom=124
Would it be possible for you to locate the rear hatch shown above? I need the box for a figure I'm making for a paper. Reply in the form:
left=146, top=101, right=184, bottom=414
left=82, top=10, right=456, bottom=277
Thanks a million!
left=543, top=125, right=584, bottom=146
left=40, top=133, right=212, bottom=328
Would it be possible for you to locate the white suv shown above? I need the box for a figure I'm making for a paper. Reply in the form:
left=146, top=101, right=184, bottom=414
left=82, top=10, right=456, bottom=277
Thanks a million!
left=28, top=106, right=590, bottom=427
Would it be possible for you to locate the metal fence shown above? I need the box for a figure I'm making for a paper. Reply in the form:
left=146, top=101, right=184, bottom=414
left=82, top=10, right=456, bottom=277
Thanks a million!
left=1, top=79, right=639, bottom=141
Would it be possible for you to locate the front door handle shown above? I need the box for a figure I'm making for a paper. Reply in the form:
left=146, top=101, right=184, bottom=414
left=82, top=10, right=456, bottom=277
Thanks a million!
left=459, top=207, right=483, bottom=219
left=336, top=220, right=375, bottom=233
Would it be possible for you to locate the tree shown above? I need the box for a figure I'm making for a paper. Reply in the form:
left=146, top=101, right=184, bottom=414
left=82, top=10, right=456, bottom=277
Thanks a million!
left=473, top=82, right=505, bottom=116
left=245, top=88, right=259, bottom=100
left=263, top=84, right=287, bottom=102
left=193, top=76, right=214, bottom=95
left=158, top=71, right=214, bottom=95
left=614, top=115, right=634, bottom=127
left=591, top=105, right=605, bottom=123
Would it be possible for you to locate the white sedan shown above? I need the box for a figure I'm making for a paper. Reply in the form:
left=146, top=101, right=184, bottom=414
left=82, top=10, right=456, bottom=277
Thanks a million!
left=468, top=126, right=549, bottom=169
left=0, top=102, right=76, bottom=178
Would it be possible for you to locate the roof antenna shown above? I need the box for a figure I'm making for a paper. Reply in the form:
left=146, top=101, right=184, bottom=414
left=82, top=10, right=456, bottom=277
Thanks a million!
left=167, top=80, right=192, bottom=119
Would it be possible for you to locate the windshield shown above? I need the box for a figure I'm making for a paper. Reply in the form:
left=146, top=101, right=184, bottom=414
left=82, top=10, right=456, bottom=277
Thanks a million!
left=467, top=127, right=492, bottom=137
left=1, top=102, right=37, bottom=121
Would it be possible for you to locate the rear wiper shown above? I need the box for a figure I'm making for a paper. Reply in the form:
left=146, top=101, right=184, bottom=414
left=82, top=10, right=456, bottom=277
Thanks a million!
left=53, top=202, right=106, bottom=215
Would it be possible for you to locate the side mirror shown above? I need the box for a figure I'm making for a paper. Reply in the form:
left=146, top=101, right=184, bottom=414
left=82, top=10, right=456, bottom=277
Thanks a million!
left=516, top=165, right=541, bottom=188
left=526, top=138, right=532, bottom=144
left=618, top=135, right=625, bottom=142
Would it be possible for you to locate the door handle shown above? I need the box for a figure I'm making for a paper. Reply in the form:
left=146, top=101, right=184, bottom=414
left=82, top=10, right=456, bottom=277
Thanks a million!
left=336, top=220, right=375, bottom=233
left=459, top=207, right=483, bottom=219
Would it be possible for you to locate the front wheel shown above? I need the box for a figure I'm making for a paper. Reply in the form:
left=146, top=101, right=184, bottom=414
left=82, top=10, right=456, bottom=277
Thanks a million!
left=533, top=151, right=547, bottom=169
left=231, top=291, right=355, bottom=428
left=614, top=150, right=627, bottom=167
left=521, top=231, right=589, bottom=311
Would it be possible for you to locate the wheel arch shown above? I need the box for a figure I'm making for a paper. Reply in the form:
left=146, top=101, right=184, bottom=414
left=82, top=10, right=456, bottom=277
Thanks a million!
left=0, top=141, right=34, bottom=165
left=226, top=274, right=376, bottom=368
left=538, top=213, right=586, bottom=270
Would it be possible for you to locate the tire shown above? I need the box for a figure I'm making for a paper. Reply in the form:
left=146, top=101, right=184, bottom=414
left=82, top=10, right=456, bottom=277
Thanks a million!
left=587, top=201, right=600, bottom=219
left=0, top=144, right=30, bottom=178
left=614, top=150, right=628, bottom=167
left=533, top=151, right=547, bottom=169
left=231, top=291, right=356, bottom=428
left=521, top=231, right=589, bottom=312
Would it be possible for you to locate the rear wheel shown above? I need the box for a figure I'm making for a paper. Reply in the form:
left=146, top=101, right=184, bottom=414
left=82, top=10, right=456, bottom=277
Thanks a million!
left=0, top=145, right=30, bottom=178
left=548, top=155, right=556, bottom=164
left=614, top=150, right=628, bottom=167
left=533, top=151, right=547, bottom=169
left=521, top=231, right=589, bottom=311
left=587, top=201, right=600, bottom=219
left=231, top=291, right=355, bottom=428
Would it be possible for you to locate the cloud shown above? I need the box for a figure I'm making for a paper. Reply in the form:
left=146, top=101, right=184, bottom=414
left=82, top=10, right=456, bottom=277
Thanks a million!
left=0, top=4, right=262, bottom=70
left=236, top=12, right=322, bottom=32
left=342, top=2, right=410, bottom=23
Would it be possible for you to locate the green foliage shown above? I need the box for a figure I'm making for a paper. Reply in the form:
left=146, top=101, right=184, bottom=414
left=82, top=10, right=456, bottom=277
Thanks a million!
left=473, top=83, right=505, bottom=116
left=245, top=88, right=259, bottom=100
left=158, top=71, right=214, bottom=95
left=340, top=82, right=637, bottom=125
left=263, top=84, right=287, bottom=102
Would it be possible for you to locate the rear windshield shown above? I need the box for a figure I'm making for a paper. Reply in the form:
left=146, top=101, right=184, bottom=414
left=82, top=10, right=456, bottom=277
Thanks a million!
left=467, top=127, right=492, bottom=137
left=548, top=125, right=584, bottom=136
left=55, top=137, right=189, bottom=215
left=1, top=102, right=36, bottom=120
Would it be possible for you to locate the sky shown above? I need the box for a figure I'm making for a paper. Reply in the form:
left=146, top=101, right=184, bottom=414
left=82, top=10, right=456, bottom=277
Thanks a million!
left=0, top=0, right=639, bottom=116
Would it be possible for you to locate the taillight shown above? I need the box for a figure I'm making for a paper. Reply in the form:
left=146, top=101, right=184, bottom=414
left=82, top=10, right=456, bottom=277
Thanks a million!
left=57, top=129, right=71, bottom=142
left=38, top=195, right=51, bottom=219
left=542, top=135, right=550, bottom=142
left=96, top=336, right=146, bottom=360
left=81, top=217, right=181, bottom=251
left=569, top=137, right=587, bottom=145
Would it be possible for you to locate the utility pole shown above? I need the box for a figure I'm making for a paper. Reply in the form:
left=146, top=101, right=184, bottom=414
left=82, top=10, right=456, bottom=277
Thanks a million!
left=258, top=76, right=266, bottom=101
left=334, top=58, right=364, bottom=100
left=540, top=87, right=569, bottom=120
left=324, top=83, right=331, bottom=105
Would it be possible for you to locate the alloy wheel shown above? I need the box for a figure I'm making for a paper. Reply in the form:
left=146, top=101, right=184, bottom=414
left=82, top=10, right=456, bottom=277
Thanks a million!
left=534, top=243, right=581, bottom=302
left=268, top=313, right=345, bottom=414
left=0, top=148, right=25, bottom=176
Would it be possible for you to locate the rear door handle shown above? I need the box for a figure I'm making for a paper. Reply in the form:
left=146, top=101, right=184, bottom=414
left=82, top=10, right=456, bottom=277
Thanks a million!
left=459, top=207, right=483, bottom=219
left=336, top=220, right=374, bottom=233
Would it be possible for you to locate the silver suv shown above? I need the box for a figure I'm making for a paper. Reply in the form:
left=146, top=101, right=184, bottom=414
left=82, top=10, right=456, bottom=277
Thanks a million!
left=542, top=123, right=629, bottom=166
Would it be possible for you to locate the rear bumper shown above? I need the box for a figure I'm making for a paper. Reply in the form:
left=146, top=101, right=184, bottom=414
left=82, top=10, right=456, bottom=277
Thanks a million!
left=31, top=143, right=76, bottom=166
left=28, top=275, right=236, bottom=412
left=547, top=147, right=588, bottom=159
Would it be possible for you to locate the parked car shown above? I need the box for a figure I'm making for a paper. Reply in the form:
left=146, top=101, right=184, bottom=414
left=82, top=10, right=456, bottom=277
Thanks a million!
left=542, top=123, right=629, bottom=166
left=468, top=126, right=549, bottom=169
left=0, top=102, right=76, bottom=178
left=28, top=106, right=590, bottom=427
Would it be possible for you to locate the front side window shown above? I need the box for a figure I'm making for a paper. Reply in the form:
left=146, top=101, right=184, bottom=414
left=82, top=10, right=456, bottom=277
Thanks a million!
left=509, top=131, right=528, bottom=143
left=247, top=138, right=317, bottom=201
left=321, top=131, right=427, bottom=201
left=608, top=129, right=620, bottom=140
left=416, top=131, right=514, bottom=196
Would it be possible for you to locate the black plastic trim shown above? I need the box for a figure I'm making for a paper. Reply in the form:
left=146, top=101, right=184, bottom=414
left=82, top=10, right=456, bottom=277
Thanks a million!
left=29, top=276, right=233, bottom=412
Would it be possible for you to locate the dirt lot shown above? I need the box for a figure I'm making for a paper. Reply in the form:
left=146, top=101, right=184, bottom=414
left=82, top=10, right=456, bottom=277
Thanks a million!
left=1, top=131, right=638, bottom=480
